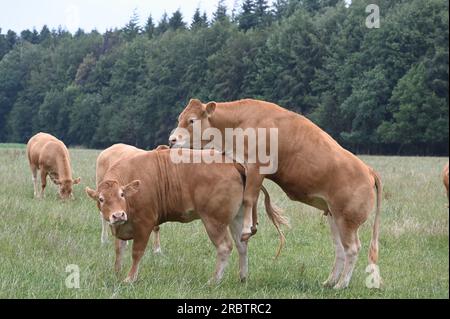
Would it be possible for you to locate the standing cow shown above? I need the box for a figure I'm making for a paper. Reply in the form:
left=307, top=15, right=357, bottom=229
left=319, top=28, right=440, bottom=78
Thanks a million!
left=27, top=132, right=81, bottom=200
left=169, top=99, right=382, bottom=289
left=96, top=143, right=166, bottom=253
left=86, top=149, right=288, bottom=283
left=443, top=163, right=449, bottom=202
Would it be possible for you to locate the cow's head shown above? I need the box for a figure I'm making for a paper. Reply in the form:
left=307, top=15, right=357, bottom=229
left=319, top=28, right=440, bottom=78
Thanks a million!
left=169, top=99, right=216, bottom=149
left=85, top=180, right=140, bottom=225
left=56, top=177, right=81, bottom=200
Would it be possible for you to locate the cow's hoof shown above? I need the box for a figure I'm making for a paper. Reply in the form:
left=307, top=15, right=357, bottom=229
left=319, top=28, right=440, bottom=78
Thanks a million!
left=123, top=276, right=137, bottom=284
left=322, top=279, right=336, bottom=288
left=333, top=282, right=348, bottom=290
left=240, top=276, right=247, bottom=283
left=153, top=247, right=162, bottom=254
left=206, top=278, right=220, bottom=286
left=251, top=226, right=257, bottom=235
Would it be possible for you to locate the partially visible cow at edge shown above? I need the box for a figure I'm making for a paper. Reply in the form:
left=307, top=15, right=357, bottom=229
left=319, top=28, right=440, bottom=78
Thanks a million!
left=169, top=98, right=382, bottom=289
left=443, top=163, right=449, bottom=203
left=96, top=143, right=167, bottom=252
left=27, top=132, right=81, bottom=200
left=86, top=149, right=288, bottom=284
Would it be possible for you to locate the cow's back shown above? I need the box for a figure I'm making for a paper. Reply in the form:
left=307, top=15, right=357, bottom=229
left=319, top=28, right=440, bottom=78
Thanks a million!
left=275, top=111, right=371, bottom=188
left=103, top=150, right=245, bottom=222
left=219, top=100, right=371, bottom=191
left=27, top=133, right=60, bottom=167
left=158, top=150, right=245, bottom=216
left=96, top=144, right=145, bottom=186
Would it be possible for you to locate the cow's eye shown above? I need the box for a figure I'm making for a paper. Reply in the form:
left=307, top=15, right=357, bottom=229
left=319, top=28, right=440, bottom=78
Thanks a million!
left=99, top=198, right=104, bottom=203
left=189, top=119, right=196, bottom=125
left=120, top=192, right=124, bottom=198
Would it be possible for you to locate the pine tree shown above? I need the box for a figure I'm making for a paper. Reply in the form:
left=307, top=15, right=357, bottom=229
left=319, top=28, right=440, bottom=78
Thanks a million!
left=5, top=30, right=17, bottom=48
left=202, top=12, right=209, bottom=26
left=213, top=0, right=228, bottom=23
left=169, top=9, right=186, bottom=30
left=123, top=10, right=142, bottom=40
left=239, top=0, right=257, bottom=31
left=254, top=0, right=270, bottom=26
left=20, top=29, right=37, bottom=43
left=144, top=15, right=155, bottom=39
left=156, top=12, right=169, bottom=35
left=191, top=8, right=209, bottom=29
left=39, top=25, right=51, bottom=44
left=272, top=0, right=289, bottom=20
left=0, top=29, right=9, bottom=59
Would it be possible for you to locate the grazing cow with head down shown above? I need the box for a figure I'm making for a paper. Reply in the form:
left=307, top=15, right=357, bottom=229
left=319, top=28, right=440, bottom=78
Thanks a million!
left=27, top=132, right=80, bottom=200
left=95, top=144, right=168, bottom=251
left=169, top=98, right=382, bottom=289
left=86, top=149, right=288, bottom=284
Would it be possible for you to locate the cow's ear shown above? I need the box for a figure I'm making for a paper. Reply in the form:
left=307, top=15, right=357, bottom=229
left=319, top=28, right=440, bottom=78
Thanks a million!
left=205, top=102, right=216, bottom=117
left=123, top=180, right=141, bottom=197
left=73, top=177, right=81, bottom=185
left=189, top=98, right=202, bottom=106
left=85, top=187, right=98, bottom=200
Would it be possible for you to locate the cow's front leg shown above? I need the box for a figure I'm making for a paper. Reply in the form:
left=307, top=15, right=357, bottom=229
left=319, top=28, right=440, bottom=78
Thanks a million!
left=101, top=216, right=109, bottom=244
left=124, top=227, right=152, bottom=283
left=114, top=239, right=127, bottom=273
left=152, top=226, right=162, bottom=254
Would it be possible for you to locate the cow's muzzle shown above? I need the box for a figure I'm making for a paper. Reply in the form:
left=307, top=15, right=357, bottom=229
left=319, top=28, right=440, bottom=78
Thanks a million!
left=110, top=211, right=127, bottom=225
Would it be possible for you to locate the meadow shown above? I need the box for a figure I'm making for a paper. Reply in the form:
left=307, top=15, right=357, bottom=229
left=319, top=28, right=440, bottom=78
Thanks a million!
left=0, top=144, right=448, bottom=299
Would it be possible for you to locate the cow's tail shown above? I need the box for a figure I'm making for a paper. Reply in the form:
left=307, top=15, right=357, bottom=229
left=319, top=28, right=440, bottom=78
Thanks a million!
left=260, top=185, right=290, bottom=258
left=367, top=168, right=382, bottom=286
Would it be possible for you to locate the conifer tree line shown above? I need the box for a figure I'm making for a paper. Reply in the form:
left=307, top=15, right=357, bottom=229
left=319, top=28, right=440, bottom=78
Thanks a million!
left=0, top=0, right=448, bottom=155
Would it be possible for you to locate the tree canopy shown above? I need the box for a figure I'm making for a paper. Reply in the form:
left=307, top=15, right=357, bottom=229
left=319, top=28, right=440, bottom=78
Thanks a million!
left=0, top=0, right=448, bottom=155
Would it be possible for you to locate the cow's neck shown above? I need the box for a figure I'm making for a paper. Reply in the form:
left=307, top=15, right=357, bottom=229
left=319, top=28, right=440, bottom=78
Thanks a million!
left=54, top=152, right=72, bottom=182
left=209, top=103, right=242, bottom=132
left=152, top=153, right=184, bottom=223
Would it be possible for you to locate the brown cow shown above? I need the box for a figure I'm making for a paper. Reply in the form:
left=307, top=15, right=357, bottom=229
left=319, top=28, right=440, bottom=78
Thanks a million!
left=27, top=132, right=81, bottom=200
left=85, top=149, right=288, bottom=283
left=169, top=99, right=382, bottom=289
left=96, top=144, right=167, bottom=251
left=443, top=163, right=449, bottom=202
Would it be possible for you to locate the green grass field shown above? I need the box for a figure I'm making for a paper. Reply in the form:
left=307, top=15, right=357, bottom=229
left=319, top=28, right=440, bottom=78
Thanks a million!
left=0, top=144, right=448, bottom=299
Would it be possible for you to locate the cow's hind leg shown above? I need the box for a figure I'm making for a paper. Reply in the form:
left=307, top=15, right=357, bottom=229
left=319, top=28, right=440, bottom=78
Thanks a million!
left=39, top=169, right=48, bottom=199
left=31, top=165, right=38, bottom=198
left=323, top=214, right=345, bottom=288
left=241, top=170, right=264, bottom=242
left=203, top=218, right=233, bottom=285
left=333, top=218, right=361, bottom=289
left=229, top=208, right=248, bottom=282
